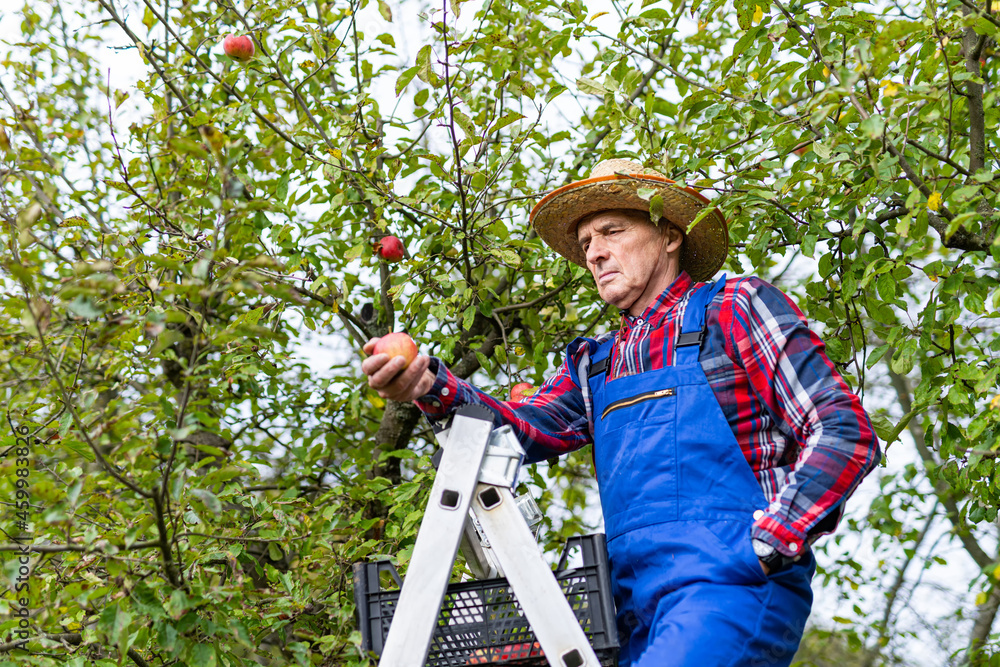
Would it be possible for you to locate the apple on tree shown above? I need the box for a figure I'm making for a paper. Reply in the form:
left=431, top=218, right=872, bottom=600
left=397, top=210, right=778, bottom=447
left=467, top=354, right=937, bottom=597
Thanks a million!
left=509, top=382, right=536, bottom=402
left=223, top=34, right=255, bottom=62
left=373, top=332, right=418, bottom=369
left=374, top=235, right=405, bottom=263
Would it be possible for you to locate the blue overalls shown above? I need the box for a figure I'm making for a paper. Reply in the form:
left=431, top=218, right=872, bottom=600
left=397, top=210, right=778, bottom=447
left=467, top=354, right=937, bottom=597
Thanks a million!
left=586, top=278, right=815, bottom=667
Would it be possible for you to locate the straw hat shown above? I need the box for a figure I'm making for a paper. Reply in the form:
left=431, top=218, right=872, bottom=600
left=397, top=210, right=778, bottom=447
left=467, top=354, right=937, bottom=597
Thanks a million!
left=529, top=158, right=728, bottom=282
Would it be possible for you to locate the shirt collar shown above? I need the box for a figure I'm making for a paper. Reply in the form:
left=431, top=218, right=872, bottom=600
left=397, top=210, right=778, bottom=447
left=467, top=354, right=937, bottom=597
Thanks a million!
left=619, top=271, right=694, bottom=326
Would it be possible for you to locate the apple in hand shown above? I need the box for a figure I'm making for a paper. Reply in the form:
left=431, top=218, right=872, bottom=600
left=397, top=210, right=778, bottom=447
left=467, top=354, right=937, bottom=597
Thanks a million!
left=510, top=382, right=536, bottom=402
left=375, top=235, right=405, bottom=262
left=373, top=332, right=418, bottom=369
left=223, top=34, right=255, bottom=62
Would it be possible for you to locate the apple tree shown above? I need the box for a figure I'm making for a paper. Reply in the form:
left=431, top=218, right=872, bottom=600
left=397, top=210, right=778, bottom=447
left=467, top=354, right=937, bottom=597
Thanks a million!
left=1, top=0, right=999, bottom=665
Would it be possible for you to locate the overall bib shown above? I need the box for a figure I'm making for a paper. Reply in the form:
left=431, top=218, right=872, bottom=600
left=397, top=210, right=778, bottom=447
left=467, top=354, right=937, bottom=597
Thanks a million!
left=586, top=278, right=815, bottom=667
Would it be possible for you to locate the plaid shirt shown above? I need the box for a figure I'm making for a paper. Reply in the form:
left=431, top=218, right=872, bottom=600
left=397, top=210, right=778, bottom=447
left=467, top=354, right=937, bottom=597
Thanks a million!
left=416, top=272, right=881, bottom=557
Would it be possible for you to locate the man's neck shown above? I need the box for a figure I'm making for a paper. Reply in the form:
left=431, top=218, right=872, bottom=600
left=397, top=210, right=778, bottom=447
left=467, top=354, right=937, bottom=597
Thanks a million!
left=627, top=266, right=680, bottom=317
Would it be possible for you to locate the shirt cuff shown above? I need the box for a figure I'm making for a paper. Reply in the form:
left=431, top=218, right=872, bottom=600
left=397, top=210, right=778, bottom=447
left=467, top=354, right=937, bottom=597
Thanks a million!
left=751, top=514, right=809, bottom=558
left=413, top=356, right=459, bottom=419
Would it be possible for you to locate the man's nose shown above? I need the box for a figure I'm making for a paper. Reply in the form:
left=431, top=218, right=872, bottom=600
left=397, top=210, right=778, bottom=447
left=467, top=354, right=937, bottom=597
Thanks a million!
left=586, top=238, right=609, bottom=265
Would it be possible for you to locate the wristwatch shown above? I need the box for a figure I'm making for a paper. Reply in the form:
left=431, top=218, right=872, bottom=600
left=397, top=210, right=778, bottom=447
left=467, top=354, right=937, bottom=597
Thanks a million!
left=752, top=538, right=799, bottom=574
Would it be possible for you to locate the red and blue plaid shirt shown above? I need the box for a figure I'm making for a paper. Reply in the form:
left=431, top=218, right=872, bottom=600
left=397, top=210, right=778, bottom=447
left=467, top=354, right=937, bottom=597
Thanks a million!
left=416, top=272, right=881, bottom=556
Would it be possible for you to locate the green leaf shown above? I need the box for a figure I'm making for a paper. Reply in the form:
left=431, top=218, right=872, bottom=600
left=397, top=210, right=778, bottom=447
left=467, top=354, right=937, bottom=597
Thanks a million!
left=167, top=590, right=190, bottom=619
left=860, top=115, right=884, bottom=138
left=968, top=417, right=988, bottom=441
left=576, top=77, right=608, bottom=95
left=131, top=582, right=165, bottom=618
left=890, top=348, right=913, bottom=375
left=344, top=243, right=366, bottom=261
left=453, top=110, right=477, bottom=139
left=545, top=85, right=568, bottom=102
left=649, top=194, right=664, bottom=224
left=734, top=0, right=755, bottom=29
left=191, top=644, right=217, bottom=667
left=490, top=111, right=525, bottom=134
left=866, top=343, right=890, bottom=369
left=276, top=173, right=290, bottom=202
left=876, top=273, right=896, bottom=302
left=191, top=488, right=222, bottom=514
left=416, top=44, right=435, bottom=85
left=168, top=137, right=209, bottom=159
left=869, top=414, right=895, bottom=443
left=65, top=296, right=103, bottom=319
left=801, top=234, right=817, bottom=258
left=377, top=0, right=392, bottom=21
left=640, top=8, right=671, bottom=19
left=973, top=169, right=994, bottom=183
left=67, top=479, right=83, bottom=505
left=395, top=65, right=419, bottom=96
left=945, top=211, right=978, bottom=239
left=62, top=438, right=95, bottom=462
left=490, top=247, right=521, bottom=266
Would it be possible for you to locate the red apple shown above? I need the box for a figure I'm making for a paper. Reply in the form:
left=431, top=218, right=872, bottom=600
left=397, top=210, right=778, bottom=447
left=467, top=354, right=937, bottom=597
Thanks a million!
left=510, top=382, right=536, bottom=402
left=376, top=235, right=405, bottom=262
left=373, top=332, right=418, bottom=369
left=223, top=34, right=255, bottom=62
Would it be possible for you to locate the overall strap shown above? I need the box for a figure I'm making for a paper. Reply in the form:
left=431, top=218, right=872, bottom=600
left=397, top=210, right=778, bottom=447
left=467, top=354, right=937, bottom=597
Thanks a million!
left=587, top=336, right=614, bottom=383
left=675, top=274, right=727, bottom=366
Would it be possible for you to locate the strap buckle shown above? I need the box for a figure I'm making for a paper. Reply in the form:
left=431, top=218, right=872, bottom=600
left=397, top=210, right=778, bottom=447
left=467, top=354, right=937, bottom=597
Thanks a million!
left=588, top=357, right=609, bottom=379
left=675, top=329, right=705, bottom=348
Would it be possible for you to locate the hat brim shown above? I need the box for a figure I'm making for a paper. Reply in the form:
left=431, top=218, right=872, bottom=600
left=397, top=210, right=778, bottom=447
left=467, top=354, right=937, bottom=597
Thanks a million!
left=529, top=173, right=728, bottom=282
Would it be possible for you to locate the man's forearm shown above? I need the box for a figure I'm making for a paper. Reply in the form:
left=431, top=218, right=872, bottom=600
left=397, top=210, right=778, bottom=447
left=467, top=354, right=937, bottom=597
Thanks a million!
left=414, top=357, right=593, bottom=463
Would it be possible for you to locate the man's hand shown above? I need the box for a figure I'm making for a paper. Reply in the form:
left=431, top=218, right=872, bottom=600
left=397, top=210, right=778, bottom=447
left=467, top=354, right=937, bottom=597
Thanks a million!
left=758, top=559, right=771, bottom=576
left=362, top=337, right=436, bottom=402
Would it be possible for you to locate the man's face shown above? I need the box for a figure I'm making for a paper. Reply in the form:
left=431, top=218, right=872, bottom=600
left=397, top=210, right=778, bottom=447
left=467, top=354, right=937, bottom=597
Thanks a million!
left=576, top=210, right=682, bottom=315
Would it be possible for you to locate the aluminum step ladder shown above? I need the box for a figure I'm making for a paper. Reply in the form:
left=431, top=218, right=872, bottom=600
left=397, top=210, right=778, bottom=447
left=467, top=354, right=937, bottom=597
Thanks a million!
left=377, top=405, right=601, bottom=667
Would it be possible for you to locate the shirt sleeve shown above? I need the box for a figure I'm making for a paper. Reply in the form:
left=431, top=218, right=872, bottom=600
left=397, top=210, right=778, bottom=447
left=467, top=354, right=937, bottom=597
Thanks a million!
left=724, top=278, right=882, bottom=557
left=413, top=342, right=594, bottom=464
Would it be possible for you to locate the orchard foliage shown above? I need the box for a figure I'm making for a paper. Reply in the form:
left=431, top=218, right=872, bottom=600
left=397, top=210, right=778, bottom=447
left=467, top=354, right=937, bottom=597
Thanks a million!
left=0, top=0, right=998, bottom=665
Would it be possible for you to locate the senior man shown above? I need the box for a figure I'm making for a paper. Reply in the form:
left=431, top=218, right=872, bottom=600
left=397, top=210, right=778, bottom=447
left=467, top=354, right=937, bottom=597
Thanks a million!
left=362, top=159, right=881, bottom=666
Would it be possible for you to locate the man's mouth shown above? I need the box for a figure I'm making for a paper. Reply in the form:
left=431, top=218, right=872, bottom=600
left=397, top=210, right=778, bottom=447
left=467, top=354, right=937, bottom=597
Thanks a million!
left=598, top=271, right=619, bottom=284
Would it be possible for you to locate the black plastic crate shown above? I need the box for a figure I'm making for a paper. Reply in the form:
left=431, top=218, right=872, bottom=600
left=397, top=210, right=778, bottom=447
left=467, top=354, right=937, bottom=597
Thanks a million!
left=353, top=533, right=619, bottom=666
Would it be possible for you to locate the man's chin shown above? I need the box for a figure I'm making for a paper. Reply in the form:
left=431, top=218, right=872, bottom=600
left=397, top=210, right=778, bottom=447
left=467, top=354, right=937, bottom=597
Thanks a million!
left=597, top=288, right=632, bottom=311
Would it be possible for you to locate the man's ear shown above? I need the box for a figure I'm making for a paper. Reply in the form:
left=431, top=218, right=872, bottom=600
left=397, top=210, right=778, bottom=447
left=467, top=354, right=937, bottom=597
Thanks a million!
left=665, top=224, right=684, bottom=253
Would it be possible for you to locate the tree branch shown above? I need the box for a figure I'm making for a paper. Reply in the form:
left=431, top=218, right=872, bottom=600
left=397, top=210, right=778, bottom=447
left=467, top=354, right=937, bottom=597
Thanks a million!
left=886, top=362, right=992, bottom=568
left=494, top=280, right=573, bottom=313
left=960, top=3, right=988, bottom=176
left=862, top=501, right=939, bottom=667
left=966, top=566, right=1000, bottom=664
left=905, top=138, right=972, bottom=177
left=290, top=284, right=371, bottom=351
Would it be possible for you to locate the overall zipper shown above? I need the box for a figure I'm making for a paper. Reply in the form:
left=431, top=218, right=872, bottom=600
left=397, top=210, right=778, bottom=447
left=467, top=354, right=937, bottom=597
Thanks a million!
left=601, top=387, right=676, bottom=420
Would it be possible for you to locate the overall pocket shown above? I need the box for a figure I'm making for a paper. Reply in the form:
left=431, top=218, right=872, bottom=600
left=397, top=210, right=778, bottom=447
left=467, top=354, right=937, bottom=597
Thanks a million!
left=601, top=387, right=676, bottom=420
left=702, top=520, right=769, bottom=586
left=596, top=417, right=679, bottom=536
